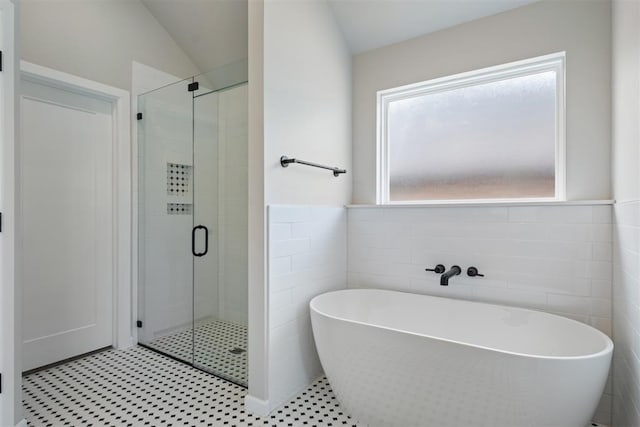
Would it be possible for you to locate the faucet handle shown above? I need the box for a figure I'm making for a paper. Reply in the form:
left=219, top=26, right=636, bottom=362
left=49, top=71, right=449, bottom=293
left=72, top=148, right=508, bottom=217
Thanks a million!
left=426, top=264, right=446, bottom=274
left=467, top=266, right=485, bottom=277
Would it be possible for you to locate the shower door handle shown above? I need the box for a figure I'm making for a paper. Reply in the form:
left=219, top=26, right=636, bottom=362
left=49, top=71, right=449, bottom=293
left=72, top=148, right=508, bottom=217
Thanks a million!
left=192, top=225, right=208, bottom=257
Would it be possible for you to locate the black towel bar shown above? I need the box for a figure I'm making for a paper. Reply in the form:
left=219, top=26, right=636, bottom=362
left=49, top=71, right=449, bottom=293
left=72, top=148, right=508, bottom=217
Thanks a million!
left=280, top=155, right=347, bottom=177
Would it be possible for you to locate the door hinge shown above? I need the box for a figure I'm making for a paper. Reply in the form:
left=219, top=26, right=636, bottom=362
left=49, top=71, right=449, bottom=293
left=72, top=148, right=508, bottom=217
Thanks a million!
left=0, top=51, right=3, bottom=72
left=136, top=112, right=143, bottom=120
left=1, top=372, right=3, bottom=394
left=136, top=320, right=143, bottom=328
left=187, top=82, right=199, bottom=92
left=0, top=212, right=3, bottom=233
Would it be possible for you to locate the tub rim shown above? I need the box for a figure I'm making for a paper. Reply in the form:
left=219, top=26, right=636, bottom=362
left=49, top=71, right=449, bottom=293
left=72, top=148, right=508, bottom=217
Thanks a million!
left=310, top=288, right=614, bottom=361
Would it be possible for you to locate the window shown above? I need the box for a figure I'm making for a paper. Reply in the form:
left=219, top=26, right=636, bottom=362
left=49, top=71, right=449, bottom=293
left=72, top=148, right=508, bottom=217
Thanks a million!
left=377, top=53, right=565, bottom=204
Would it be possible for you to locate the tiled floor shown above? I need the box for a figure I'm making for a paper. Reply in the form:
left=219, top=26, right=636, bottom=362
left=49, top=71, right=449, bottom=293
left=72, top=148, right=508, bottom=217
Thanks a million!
left=23, top=346, right=363, bottom=427
left=146, top=319, right=248, bottom=386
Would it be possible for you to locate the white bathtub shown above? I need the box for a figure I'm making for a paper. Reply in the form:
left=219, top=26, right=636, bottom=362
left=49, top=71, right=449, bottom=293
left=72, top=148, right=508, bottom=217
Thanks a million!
left=310, top=289, right=612, bottom=427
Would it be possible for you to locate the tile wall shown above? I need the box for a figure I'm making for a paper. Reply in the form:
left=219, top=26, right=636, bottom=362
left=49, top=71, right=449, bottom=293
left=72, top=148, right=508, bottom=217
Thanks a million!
left=612, top=201, right=640, bottom=426
left=267, top=205, right=347, bottom=410
left=347, top=204, right=613, bottom=424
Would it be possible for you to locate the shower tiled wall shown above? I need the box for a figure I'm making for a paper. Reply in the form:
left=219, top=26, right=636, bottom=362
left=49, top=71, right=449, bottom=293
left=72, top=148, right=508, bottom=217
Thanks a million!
left=347, top=203, right=613, bottom=424
left=216, top=85, right=249, bottom=325
left=267, top=205, right=347, bottom=411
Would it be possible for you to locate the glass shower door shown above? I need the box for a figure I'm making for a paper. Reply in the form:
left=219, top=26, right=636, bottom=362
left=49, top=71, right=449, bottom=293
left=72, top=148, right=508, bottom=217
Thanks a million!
left=138, top=64, right=248, bottom=387
left=191, top=89, right=221, bottom=377
left=192, top=74, right=249, bottom=386
left=138, top=77, right=195, bottom=365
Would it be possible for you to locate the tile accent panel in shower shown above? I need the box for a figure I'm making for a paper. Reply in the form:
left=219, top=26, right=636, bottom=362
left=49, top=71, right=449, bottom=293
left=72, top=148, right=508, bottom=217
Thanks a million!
left=167, top=203, right=192, bottom=215
left=166, top=163, right=193, bottom=216
left=347, top=203, right=613, bottom=425
left=167, top=162, right=192, bottom=196
left=267, top=205, right=347, bottom=412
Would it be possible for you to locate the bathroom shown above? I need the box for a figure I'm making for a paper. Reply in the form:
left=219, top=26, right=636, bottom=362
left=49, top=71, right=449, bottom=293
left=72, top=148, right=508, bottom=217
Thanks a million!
left=0, top=0, right=637, bottom=426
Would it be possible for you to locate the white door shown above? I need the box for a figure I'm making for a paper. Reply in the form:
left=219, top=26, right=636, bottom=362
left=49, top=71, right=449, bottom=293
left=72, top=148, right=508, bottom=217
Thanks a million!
left=20, top=76, right=114, bottom=371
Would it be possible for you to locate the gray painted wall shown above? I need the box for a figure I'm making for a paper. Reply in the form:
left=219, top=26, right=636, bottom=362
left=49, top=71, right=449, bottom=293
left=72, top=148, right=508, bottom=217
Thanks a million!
left=20, top=0, right=201, bottom=91
left=612, top=0, right=640, bottom=203
left=352, top=0, right=612, bottom=203
left=263, top=0, right=352, bottom=206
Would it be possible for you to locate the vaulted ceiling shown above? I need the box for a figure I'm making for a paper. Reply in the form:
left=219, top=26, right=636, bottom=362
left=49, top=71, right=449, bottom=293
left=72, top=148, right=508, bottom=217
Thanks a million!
left=141, top=0, right=248, bottom=74
left=328, top=0, right=542, bottom=54
left=142, top=0, right=541, bottom=73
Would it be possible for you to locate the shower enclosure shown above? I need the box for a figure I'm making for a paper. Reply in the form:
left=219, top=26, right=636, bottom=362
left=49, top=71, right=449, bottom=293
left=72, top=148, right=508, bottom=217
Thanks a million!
left=137, top=63, right=248, bottom=386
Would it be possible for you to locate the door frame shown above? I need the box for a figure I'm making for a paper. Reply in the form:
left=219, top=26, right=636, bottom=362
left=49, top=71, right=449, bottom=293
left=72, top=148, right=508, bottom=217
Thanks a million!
left=0, top=1, right=18, bottom=425
left=19, top=61, right=133, bottom=351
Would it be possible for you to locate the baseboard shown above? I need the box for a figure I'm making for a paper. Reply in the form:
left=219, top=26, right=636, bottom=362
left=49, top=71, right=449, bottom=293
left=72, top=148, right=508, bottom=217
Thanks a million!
left=22, top=346, right=111, bottom=376
left=244, top=372, right=326, bottom=417
left=244, top=395, right=270, bottom=416
left=116, top=336, right=135, bottom=351
left=15, top=418, right=27, bottom=427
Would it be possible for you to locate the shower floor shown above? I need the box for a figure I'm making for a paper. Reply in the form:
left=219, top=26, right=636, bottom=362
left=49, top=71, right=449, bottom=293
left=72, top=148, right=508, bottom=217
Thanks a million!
left=146, top=318, right=247, bottom=385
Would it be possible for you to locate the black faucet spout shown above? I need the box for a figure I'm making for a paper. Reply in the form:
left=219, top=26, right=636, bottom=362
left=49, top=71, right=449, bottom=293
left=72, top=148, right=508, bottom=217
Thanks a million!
left=440, top=265, right=461, bottom=286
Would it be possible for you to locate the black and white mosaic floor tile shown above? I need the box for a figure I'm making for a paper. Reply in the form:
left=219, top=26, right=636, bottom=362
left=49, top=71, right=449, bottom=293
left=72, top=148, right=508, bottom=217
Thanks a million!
left=23, top=346, right=363, bottom=427
left=146, top=319, right=248, bottom=386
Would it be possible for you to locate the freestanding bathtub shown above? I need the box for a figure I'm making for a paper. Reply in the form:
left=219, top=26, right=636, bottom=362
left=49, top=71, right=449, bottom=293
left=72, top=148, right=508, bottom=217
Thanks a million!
left=310, top=289, right=612, bottom=427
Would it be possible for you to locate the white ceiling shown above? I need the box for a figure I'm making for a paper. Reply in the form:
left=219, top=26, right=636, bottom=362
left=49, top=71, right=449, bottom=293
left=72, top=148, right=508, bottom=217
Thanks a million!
left=327, top=0, right=542, bottom=54
left=141, top=0, right=247, bottom=74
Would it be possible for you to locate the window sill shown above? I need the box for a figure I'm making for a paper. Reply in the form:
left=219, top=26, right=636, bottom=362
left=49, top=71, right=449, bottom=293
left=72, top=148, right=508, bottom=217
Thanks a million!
left=346, top=200, right=614, bottom=208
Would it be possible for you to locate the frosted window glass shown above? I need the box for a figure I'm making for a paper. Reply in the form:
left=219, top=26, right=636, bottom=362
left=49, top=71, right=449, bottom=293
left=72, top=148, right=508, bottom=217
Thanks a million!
left=387, top=71, right=557, bottom=201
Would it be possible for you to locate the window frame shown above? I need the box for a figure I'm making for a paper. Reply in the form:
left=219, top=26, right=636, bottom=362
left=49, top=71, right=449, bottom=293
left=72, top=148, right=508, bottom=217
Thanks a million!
left=376, top=52, right=566, bottom=205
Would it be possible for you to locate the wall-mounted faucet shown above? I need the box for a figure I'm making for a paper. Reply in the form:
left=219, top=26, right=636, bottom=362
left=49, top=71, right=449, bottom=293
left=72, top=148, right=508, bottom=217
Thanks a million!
left=427, top=264, right=484, bottom=285
left=440, top=265, right=461, bottom=286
